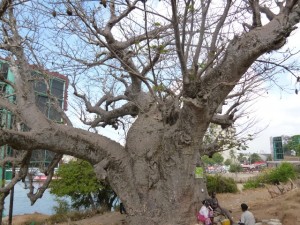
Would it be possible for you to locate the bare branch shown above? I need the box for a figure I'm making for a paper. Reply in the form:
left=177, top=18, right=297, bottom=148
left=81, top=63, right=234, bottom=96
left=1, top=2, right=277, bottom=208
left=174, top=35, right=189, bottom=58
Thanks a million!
left=249, top=0, right=262, bottom=28
left=259, top=5, right=276, bottom=21
left=171, top=0, right=188, bottom=83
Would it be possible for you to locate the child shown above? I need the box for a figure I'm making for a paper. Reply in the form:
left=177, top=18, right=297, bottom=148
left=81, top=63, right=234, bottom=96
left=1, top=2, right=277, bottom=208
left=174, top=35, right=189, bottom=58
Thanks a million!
left=197, top=200, right=212, bottom=225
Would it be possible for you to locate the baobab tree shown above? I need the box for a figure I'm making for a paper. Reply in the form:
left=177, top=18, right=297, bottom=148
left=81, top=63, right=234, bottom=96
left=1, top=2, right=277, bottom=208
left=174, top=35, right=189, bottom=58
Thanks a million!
left=1, top=1, right=300, bottom=225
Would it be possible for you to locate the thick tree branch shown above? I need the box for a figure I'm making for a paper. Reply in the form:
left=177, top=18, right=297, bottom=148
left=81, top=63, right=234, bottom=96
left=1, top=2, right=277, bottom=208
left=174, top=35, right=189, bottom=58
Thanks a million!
left=211, top=114, right=234, bottom=129
left=0, top=124, right=126, bottom=165
left=202, top=10, right=300, bottom=113
left=259, top=5, right=276, bottom=21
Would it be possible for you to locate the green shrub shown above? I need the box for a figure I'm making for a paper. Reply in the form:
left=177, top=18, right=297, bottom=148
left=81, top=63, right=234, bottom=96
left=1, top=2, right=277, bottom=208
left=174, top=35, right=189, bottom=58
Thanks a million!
left=206, top=175, right=238, bottom=194
left=243, top=175, right=265, bottom=189
left=267, top=162, right=297, bottom=183
left=243, top=162, right=297, bottom=190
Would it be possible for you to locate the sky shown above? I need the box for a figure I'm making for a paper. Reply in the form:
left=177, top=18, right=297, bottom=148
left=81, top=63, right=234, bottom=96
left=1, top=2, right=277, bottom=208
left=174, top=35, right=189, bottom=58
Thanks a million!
left=246, top=93, right=300, bottom=154
left=244, top=30, right=300, bottom=154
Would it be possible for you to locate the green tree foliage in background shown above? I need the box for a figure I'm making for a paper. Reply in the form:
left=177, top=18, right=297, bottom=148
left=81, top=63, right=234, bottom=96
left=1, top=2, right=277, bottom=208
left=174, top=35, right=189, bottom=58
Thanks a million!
left=50, top=160, right=117, bottom=210
left=212, top=153, right=224, bottom=165
left=201, top=155, right=215, bottom=165
left=249, top=153, right=262, bottom=163
left=224, top=159, right=232, bottom=166
left=237, top=153, right=247, bottom=163
left=284, top=135, right=300, bottom=156
left=201, top=153, right=224, bottom=165
left=229, top=163, right=243, bottom=173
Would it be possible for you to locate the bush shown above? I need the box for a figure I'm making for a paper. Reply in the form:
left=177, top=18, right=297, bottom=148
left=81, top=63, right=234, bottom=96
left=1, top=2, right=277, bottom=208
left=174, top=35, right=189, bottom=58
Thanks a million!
left=206, top=175, right=238, bottom=194
left=243, top=162, right=297, bottom=190
left=243, top=174, right=266, bottom=189
left=267, top=162, right=297, bottom=184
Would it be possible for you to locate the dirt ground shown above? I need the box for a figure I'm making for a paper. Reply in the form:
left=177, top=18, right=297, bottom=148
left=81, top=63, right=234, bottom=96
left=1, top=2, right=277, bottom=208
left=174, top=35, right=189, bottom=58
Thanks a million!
left=4, top=181, right=300, bottom=225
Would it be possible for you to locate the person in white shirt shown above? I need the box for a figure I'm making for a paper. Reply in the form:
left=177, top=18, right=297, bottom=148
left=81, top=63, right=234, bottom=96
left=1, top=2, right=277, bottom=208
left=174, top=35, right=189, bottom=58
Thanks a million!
left=238, top=203, right=255, bottom=225
left=198, top=200, right=212, bottom=225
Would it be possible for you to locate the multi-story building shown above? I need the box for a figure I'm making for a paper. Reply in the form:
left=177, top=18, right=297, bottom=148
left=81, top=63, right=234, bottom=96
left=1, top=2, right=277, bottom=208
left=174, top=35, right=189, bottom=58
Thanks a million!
left=270, top=136, right=285, bottom=160
left=270, top=135, right=300, bottom=160
left=0, top=60, right=68, bottom=180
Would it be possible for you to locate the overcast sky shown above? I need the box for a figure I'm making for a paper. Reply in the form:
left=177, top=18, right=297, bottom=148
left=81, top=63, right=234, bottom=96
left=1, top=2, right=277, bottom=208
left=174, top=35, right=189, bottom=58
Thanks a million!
left=245, top=30, right=300, bottom=154
left=246, top=93, right=300, bottom=154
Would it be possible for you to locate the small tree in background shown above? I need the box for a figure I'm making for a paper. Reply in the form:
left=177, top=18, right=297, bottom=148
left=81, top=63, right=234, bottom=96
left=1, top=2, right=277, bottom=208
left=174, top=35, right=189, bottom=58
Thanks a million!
left=284, top=135, right=300, bottom=156
left=237, top=153, right=247, bottom=164
left=249, top=153, right=262, bottom=164
left=201, top=153, right=224, bottom=166
left=266, top=155, right=273, bottom=161
left=212, top=153, right=224, bottom=165
left=201, top=155, right=215, bottom=166
left=50, top=160, right=117, bottom=211
left=224, top=159, right=232, bottom=166
left=229, top=163, right=243, bottom=173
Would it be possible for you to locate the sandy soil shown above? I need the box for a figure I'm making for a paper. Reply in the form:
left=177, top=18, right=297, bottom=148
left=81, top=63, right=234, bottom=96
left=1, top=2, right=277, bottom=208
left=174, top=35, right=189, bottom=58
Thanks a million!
left=4, top=181, right=300, bottom=225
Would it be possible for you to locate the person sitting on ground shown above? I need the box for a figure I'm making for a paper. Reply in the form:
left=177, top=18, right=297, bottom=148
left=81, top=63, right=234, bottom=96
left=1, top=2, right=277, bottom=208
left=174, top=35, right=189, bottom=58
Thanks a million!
left=209, top=191, right=220, bottom=211
left=238, top=203, right=255, bottom=225
left=209, top=191, right=233, bottom=224
left=197, top=200, right=212, bottom=225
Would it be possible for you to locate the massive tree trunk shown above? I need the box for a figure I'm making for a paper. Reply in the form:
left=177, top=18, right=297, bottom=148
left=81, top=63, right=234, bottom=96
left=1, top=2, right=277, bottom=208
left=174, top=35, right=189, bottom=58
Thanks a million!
left=101, top=103, right=210, bottom=225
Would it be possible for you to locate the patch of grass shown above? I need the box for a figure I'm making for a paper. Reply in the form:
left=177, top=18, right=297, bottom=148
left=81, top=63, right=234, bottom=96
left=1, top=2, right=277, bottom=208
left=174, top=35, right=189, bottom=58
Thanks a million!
left=45, top=209, right=100, bottom=224
left=22, top=220, right=47, bottom=225
left=45, top=213, right=69, bottom=224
